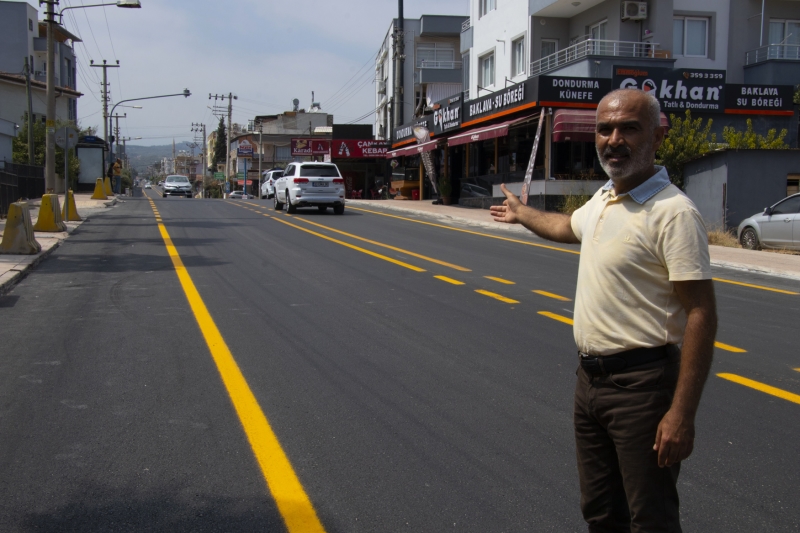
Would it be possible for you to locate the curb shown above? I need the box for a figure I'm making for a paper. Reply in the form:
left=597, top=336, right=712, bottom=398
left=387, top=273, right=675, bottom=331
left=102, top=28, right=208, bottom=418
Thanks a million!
left=710, top=259, right=800, bottom=281
left=0, top=238, right=62, bottom=296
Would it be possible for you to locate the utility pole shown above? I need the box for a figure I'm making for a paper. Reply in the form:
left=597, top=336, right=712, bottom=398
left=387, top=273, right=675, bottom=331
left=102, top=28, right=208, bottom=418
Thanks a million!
left=255, top=120, right=263, bottom=199
left=191, top=122, right=206, bottom=198
left=209, top=93, right=236, bottom=198
left=110, top=112, right=125, bottom=192
left=91, top=59, right=120, bottom=179
left=24, top=57, right=34, bottom=165
left=393, top=0, right=405, bottom=129
left=43, top=0, right=57, bottom=191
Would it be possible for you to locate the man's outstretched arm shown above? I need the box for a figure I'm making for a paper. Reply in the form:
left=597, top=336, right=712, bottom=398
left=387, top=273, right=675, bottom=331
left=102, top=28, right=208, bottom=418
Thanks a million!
left=489, top=184, right=580, bottom=244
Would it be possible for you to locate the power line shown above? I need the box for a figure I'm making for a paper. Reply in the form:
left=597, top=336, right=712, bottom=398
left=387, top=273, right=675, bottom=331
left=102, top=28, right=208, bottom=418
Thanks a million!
left=323, top=50, right=380, bottom=108
left=325, top=66, right=376, bottom=111
left=327, top=72, right=376, bottom=113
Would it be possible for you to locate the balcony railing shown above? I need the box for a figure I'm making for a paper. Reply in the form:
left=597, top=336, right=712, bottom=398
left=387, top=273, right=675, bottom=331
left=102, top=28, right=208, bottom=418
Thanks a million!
left=461, top=18, right=471, bottom=32
left=746, top=44, right=800, bottom=64
left=530, top=38, right=664, bottom=77
left=416, top=60, right=463, bottom=69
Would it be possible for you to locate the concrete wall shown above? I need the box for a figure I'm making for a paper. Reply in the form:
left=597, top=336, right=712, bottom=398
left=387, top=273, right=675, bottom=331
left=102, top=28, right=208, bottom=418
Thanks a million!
left=0, top=78, right=74, bottom=126
left=0, top=2, right=37, bottom=75
left=0, top=117, right=17, bottom=162
left=497, top=179, right=605, bottom=197
left=684, top=149, right=800, bottom=228
left=470, top=0, right=530, bottom=95
left=743, top=60, right=800, bottom=84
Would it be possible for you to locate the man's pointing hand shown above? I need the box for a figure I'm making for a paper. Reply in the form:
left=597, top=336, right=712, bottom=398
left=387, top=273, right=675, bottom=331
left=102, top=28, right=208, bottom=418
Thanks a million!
left=490, top=184, right=522, bottom=224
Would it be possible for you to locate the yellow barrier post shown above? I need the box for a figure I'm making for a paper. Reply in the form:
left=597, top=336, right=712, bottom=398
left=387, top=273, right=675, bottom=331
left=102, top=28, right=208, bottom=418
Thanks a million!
left=61, top=189, right=82, bottom=221
left=91, top=178, right=108, bottom=200
left=32, top=194, right=67, bottom=232
left=0, top=202, right=41, bottom=255
left=103, top=177, right=113, bottom=196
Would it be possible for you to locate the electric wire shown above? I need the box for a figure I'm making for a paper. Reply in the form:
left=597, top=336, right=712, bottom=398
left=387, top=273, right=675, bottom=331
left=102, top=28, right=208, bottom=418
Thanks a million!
left=327, top=72, right=376, bottom=114
left=325, top=66, right=376, bottom=111
left=322, top=50, right=380, bottom=109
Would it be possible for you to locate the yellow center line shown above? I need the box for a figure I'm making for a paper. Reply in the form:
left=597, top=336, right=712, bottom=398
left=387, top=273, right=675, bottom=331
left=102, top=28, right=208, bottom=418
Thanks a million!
left=269, top=216, right=426, bottom=273
left=538, top=311, right=574, bottom=325
left=348, top=206, right=581, bottom=255
left=713, top=277, right=799, bottom=295
left=484, top=276, right=515, bottom=285
left=475, top=289, right=519, bottom=304
left=717, top=373, right=800, bottom=405
left=533, top=290, right=572, bottom=301
left=795, top=368, right=800, bottom=372
left=435, top=275, right=465, bottom=285
left=150, top=213, right=326, bottom=533
left=714, top=341, right=747, bottom=353
left=292, top=217, right=471, bottom=272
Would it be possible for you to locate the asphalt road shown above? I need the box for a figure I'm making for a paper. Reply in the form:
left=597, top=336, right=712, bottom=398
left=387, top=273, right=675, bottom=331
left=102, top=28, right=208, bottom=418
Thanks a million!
left=0, top=191, right=798, bottom=532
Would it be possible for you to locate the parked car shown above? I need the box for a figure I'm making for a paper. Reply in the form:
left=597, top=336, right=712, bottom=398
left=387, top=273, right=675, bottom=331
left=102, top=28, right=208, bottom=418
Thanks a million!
left=460, top=183, right=491, bottom=197
left=158, top=180, right=164, bottom=186
left=144, top=183, right=152, bottom=189
left=228, top=190, right=253, bottom=199
left=260, top=169, right=283, bottom=199
left=274, top=162, right=346, bottom=214
left=737, top=193, right=800, bottom=250
left=162, top=175, right=192, bottom=198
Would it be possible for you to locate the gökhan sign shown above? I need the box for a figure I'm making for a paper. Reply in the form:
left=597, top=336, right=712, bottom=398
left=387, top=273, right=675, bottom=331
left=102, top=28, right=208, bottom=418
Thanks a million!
left=613, top=66, right=726, bottom=113
left=432, top=93, right=462, bottom=135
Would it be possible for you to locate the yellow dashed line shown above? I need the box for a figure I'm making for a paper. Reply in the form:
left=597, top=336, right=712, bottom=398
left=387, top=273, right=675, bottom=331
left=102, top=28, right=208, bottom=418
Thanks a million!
left=713, top=277, right=798, bottom=295
left=484, top=276, right=515, bottom=285
left=532, top=290, right=572, bottom=301
left=715, top=341, right=747, bottom=353
left=475, top=290, right=519, bottom=304
left=435, top=275, right=465, bottom=285
left=717, top=373, right=800, bottom=405
left=538, top=311, right=574, bottom=325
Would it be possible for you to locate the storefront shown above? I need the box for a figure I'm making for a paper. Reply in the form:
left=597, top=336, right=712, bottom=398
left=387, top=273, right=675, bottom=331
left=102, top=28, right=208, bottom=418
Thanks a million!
left=330, top=139, right=388, bottom=199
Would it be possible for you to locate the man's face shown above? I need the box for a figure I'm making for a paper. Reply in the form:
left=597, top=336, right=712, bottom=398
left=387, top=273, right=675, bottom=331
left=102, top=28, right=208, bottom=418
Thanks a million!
left=595, top=94, right=664, bottom=184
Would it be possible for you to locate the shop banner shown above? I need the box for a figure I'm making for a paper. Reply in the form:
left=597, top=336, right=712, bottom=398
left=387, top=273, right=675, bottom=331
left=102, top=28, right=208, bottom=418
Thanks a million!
left=463, top=78, right=537, bottom=127
left=333, top=139, right=388, bottom=158
left=612, top=66, right=726, bottom=113
left=393, top=115, right=433, bottom=147
left=537, top=76, right=611, bottom=108
left=291, top=138, right=330, bottom=156
left=237, top=139, right=253, bottom=157
left=724, top=84, right=794, bottom=115
left=432, top=93, right=463, bottom=135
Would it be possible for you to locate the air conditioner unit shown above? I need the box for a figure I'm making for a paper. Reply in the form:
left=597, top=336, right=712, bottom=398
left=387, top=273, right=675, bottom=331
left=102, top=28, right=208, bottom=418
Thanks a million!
left=621, top=1, right=647, bottom=21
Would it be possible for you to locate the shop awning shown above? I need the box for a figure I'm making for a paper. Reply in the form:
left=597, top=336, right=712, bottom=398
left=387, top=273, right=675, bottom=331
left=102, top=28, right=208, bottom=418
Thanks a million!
left=552, top=109, right=670, bottom=142
left=234, top=179, right=256, bottom=185
left=447, top=113, right=539, bottom=147
left=386, top=139, right=439, bottom=158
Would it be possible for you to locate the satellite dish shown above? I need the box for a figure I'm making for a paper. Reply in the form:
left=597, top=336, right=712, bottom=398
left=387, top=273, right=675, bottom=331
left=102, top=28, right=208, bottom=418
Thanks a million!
left=292, top=98, right=300, bottom=111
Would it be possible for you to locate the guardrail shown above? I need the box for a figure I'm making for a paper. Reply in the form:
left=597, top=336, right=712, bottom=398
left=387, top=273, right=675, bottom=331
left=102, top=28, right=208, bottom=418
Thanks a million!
left=416, top=60, right=463, bottom=69
left=746, top=44, right=800, bottom=64
left=530, top=39, right=663, bottom=77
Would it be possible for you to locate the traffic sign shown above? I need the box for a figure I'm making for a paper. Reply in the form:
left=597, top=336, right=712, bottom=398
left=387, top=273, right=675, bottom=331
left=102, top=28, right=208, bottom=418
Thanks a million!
left=214, top=172, right=224, bottom=180
left=55, top=126, right=78, bottom=149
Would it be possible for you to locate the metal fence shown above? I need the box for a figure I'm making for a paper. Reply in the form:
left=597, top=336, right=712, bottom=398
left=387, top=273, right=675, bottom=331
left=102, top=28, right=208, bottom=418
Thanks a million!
left=745, top=44, right=800, bottom=64
left=530, top=39, right=663, bottom=77
left=0, top=160, right=45, bottom=218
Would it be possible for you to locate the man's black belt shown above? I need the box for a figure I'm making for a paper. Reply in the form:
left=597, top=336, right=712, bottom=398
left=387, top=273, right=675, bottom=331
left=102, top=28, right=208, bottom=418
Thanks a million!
left=579, top=345, right=679, bottom=376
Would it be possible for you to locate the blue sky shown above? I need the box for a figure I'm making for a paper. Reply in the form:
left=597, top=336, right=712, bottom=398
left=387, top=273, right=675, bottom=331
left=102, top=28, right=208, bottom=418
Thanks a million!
left=17, top=0, right=468, bottom=146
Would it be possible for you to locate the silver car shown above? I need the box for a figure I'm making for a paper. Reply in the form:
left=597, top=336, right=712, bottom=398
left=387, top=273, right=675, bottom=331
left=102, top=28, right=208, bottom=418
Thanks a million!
left=162, top=175, right=193, bottom=198
left=737, top=193, right=800, bottom=250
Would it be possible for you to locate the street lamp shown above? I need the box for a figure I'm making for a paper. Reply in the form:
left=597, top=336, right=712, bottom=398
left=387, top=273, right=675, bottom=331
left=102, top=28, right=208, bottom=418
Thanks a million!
left=107, top=90, right=191, bottom=192
left=43, top=0, right=142, bottom=192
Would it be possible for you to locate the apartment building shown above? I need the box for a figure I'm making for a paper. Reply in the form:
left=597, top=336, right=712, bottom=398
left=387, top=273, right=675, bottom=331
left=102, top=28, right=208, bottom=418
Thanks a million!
left=374, top=14, right=468, bottom=141
left=0, top=1, right=81, bottom=126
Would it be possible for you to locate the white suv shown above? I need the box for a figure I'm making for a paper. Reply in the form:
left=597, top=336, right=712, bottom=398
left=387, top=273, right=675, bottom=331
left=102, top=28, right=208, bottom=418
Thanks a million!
left=260, top=169, right=283, bottom=199
left=274, top=162, right=346, bottom=214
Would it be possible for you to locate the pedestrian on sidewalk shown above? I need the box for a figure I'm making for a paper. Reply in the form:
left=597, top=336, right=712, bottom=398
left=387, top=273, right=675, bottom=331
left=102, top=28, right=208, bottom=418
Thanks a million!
left=112, top=158, right=122, bottom=194
left=490, top=88, right=717, bottom=532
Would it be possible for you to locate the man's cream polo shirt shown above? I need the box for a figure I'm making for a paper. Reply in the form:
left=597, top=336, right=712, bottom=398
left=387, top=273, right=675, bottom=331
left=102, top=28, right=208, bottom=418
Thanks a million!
left=569, top=166, right=711, bottom=356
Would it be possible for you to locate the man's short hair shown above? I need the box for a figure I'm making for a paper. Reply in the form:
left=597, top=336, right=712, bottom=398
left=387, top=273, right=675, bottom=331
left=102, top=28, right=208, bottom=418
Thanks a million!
left=600, top=89, right=661, bottom=131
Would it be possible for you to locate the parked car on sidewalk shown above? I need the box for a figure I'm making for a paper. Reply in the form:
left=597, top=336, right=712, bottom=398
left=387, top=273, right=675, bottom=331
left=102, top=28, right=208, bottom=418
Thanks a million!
left=228, top=191, right=253, bottom=199
left=162, top=175, right=193, bottom=198
left=737, top=193, right=800, bottom=250
left=273, top=162, right=346, bottom=214
left=260, top=169, right=283, bottom=199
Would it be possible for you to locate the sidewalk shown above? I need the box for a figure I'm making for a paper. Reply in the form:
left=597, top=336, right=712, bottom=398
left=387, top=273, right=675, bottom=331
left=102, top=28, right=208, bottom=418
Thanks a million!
left=0, top=192, right=121, bottom=294
left=347, top=199, right=800, bottom=281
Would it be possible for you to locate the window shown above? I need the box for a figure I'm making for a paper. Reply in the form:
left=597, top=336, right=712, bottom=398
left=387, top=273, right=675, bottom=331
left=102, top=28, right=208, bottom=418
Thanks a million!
left=276, top=147, right=291, bottom=161
left=29, top=19, right=33, bottom=31
left=479, top=52, right=495, bottom=88
left=462, top=52, right=470, bottom=96
left=771, top=196, right=800, bottom=215
left=589, top=20, right=608, bottom=54
left=416, top=43, right=455, bottom=68
left=673, top=17, right=708, bottom=57
left=479, top=0, right=496, bottom=18
left=769, top=20, right=800, bottom=59
left=541, top=39, right=557, bottom=58
left=511, top=37, right=525, bottom=77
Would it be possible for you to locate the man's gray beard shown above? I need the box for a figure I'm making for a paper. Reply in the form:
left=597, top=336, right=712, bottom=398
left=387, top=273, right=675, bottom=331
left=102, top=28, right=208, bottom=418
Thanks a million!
left=597, top=140, right=654, bottom=183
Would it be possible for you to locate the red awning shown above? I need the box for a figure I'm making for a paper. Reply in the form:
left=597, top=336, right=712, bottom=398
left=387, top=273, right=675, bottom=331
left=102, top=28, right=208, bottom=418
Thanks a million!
left=552, top=109, right=670, bottom=142
left=386, top=139, right=439, bottom=158
left=234, top=179, right=256, bottom=185
left=447, top=113, right=539, bottom=147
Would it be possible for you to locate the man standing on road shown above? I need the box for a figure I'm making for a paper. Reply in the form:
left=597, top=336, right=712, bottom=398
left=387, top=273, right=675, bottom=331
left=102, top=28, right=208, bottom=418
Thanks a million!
left=112, top=158, right=122, bottom=194
left=490, top=89, right=717, bottom=532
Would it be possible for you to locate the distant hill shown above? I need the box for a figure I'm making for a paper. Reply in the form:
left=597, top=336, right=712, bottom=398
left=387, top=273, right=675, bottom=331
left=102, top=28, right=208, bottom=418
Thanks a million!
left=124, top=141, right=202, bottom=173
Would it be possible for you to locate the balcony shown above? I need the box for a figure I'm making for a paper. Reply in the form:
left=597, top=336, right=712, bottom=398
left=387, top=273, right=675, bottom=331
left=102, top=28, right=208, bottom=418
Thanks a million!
left=416, top=60, right=463, bottom=69
left=416, top=60, right=463, bottom=84
left=746, top=44, right=800, bottom=64
left=461, top=18, right=471, bottom=32
left=530, top=38, right=666, bottom=77
left=743, top=44, right=800, bottom=85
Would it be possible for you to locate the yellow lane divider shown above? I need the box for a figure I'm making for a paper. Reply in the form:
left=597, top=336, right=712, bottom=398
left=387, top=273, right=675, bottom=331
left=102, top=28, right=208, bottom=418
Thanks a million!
left=717, top=373, right=800, bottom=405
left=484, top=276, right=515, bottom=285
left=145, top=198, right=326, bottom=533
left=348, top=206, right=581, bottom=255
left=538, top=311, right=574, bottom=325
left=475, top=289, right=519, bottom=304
left=713, top=277, right=799, bottom=295
left=533, top=290, right=572, bottom=301
left=714, top=341, right=747, bottom=353
left=435, top=275, right=465, bottom=285
left=293, top=216, right=471, bottom=272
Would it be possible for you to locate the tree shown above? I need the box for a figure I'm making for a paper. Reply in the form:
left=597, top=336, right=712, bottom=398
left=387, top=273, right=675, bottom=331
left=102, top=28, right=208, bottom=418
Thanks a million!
left=212, top=117, right=226, bottom=166
left=12, top=118, right=93, bottom=190
left=656, top=110, right=716, bottom=189
left=721, top=118, right=788, bottom=149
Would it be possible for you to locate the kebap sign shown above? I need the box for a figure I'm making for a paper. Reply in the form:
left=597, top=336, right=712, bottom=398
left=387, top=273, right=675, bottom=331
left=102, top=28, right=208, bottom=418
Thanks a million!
left=724, top=84, right=794, bottom=115
left=334, top=140, right=388, bottom=158
left=432, top=93, right=463, bottom=135
left=463, top=78, right=537, bottom=126
left=291, top=138, right=330, bottom=156
left=538, top=76, right=612, bottom=108
left=613, top=66, right=726, bottom=113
